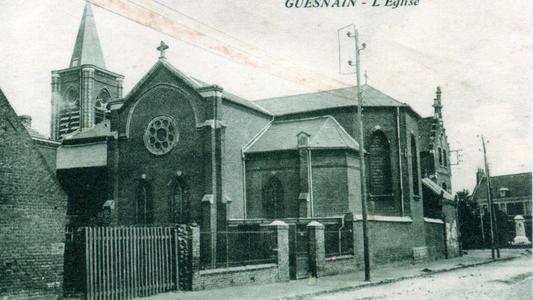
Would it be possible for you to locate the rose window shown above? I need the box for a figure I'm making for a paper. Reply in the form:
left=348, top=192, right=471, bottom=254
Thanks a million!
left=144, top=116, right=179, bottom=155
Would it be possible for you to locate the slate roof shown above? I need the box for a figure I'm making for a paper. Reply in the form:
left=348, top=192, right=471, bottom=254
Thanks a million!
left=254, top=84, right=408, bottom=116
left=119, top=59, right=271, bottom=116
left=23, top=124, right=47, bottom=140
left=62, top=120, right=114, bottom=144
left=70, top=2, right=106, bottom=68
left=474, top=172, right=532, bottom=200
left=245, top=116, right=359, bottom=154
left=189, top=76, right=271, bottom=115
left=422, top=178, right=454, bottom=201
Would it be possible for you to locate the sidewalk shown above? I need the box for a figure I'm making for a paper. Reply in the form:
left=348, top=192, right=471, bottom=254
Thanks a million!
left=139, top=249, right=530, bottom=300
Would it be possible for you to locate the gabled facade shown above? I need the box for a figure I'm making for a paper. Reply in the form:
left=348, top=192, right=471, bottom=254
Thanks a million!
left=0, top=89, right=67, bottom=298
left=418, top=87, right=454, bottom=219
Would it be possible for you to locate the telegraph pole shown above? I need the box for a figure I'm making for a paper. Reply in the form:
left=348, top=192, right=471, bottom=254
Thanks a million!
left=481, top=136, right=497, bottom=259
left=346, top=28, right=371, bottom=281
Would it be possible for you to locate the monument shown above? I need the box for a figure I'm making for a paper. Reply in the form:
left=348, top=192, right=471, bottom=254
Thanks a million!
left=512, top=215, right=531, bottom=246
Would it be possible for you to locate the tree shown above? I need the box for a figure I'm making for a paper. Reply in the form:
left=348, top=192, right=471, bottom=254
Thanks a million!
left=456, top=189, right=484, bottom=249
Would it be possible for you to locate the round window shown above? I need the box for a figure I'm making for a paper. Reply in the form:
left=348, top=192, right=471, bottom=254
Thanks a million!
left=144, top=116, right=179, bottom=155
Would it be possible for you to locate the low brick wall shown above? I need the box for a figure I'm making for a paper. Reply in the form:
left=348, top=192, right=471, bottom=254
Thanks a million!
left=323, top=255, right=358, bottom=276
left=196, top=264, right=278, bottom=290
left=191, top=220, right=290, bottom=290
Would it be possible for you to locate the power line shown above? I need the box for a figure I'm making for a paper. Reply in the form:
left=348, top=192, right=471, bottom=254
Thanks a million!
left=129, top=0, right=352, bottom=89
left=85, top=0, right=365, bottom=102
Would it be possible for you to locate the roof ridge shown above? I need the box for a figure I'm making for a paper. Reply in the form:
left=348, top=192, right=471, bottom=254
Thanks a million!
left=490, top=172, right=532, bottom=178
left=242, top=120, right=273, bottom=153
left=255, top=85, right=359, bottom=102
left=312, top=117, right=332, bottom=143
left=327, top=117, right=360, bottom=151
left=272, top=115, right=330, bottom=125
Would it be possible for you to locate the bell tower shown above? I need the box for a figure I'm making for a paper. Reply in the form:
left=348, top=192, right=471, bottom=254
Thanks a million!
left=51, top=2, right=124, bottom=140
left=432, top=86, right=443, bottom=120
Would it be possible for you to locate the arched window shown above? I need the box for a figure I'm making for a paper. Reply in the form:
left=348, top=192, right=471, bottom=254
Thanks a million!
left=443, top=149, right=448, bottom=167
left=95, top=88, right=111, bottom=125
left=368, top=131, right=392, bottom=197
left=411, top=135, right=419, bottom=196
left=169, top=179, right=189, bottom=224
left=262, top=177, right=284, bottom=219
left=438, top=147, right=443, bottom=166
left=136, top=180, right=152, bottom=224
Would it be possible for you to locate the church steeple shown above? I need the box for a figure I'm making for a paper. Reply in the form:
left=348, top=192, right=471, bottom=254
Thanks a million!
left=433, top=86, right=443, bottom=119
left=50, top=1, right=123, bottom=141
left=69, top=2, right=106, bottom=68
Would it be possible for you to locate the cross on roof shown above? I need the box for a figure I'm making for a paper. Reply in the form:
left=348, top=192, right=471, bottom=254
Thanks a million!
left=157, top=41, right=169, bottom=59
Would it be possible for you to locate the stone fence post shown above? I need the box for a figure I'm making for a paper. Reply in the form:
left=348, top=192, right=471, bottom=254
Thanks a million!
left=267, top=220, right=290, bottom=282
left=190, top=224, right=201, bottom=290
left=307, top=221, right=325, bottom=277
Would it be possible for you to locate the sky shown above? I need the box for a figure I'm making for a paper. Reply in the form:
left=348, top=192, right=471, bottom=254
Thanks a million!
left=0, top=0, right=531, bottom=192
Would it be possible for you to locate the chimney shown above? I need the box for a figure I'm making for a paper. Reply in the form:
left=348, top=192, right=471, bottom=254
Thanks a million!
left=476, top=168, right=485, bottom=184
left=19, top=115, right=32, bottom=128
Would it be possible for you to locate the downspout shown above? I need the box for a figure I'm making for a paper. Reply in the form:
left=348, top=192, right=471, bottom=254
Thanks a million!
left=396, top=107, right=405, bottom=216
left=241, top=150, right=247, bottom=219
left=113, top=130, right=119, bottom=226
left=241, top=117, right=274, bottom=220
left=338, top=217, right=345, bottom=255
left=210, top=87, right=222, bottom=268
left=308, top=149, right=314, bottom=217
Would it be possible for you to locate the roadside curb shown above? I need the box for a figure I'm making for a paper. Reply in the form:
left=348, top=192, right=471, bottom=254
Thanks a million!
left=277, top=255, right=521, bottom=300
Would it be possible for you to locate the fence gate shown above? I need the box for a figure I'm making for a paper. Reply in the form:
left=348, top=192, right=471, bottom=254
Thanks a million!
left=288, top=224, right=309, bottom=280
left=83, top=226, right=180, bottom=300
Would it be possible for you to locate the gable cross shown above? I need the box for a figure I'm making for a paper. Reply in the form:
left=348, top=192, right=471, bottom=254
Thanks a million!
left=157, top=41, right=169, bottom=59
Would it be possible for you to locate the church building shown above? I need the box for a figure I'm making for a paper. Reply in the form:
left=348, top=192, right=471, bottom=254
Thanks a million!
left=32, top=2, right=460, bottom=286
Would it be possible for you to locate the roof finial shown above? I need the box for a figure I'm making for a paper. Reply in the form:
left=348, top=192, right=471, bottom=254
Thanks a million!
left=433, top=86, right=443, bottom=119
left=157, top=41, right=169, bottom=59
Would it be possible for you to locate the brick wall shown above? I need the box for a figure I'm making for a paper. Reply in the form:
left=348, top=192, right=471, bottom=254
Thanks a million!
left=424, top=220, right=446, bottom=260
left=196, top=264, right=278, bottom=290
left=0, top=89, right=67, bottom=298
left=353, top=219, right=417, bottom=266
left=245, top=152, right=300, bottom=218
left=116, top=69, right=208, bottom=225
left=220, top=100, right=271, bottom=219
left=323, top=256, right=358, bottom=276
left=311, top=150, right=357, bottom=217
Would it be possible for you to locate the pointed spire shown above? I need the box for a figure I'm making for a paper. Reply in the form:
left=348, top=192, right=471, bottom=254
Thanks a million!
left=69, top=2, right=106, bottom=68
left=433, top=86, right=442, bottom=119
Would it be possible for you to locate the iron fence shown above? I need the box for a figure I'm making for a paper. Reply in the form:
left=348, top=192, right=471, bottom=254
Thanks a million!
left=200, top=226, right=277, bottom=270
left=324, top=223, right=354, bottom=258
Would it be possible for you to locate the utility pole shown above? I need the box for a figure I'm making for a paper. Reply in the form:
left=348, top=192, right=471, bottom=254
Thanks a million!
left=481, top=136, right=498, bottom=259
left=346, top=28, right=371, bottom=281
